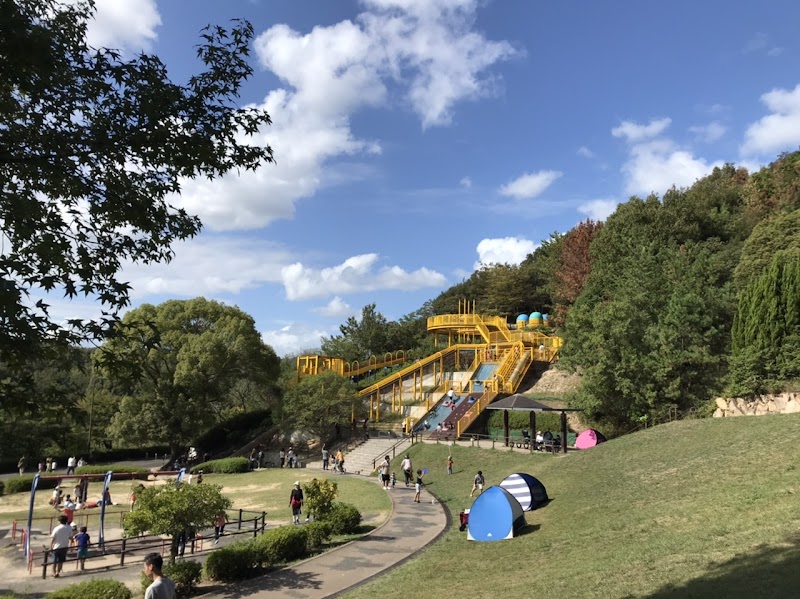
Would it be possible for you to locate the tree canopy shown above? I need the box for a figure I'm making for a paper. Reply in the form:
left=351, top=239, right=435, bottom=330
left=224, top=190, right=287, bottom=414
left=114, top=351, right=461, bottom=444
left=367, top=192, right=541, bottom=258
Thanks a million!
left=282, top=371, right=359, bottom=440
left=96, top=298, right=280, bottom=455
left=0, top=0, right=273, bottom=409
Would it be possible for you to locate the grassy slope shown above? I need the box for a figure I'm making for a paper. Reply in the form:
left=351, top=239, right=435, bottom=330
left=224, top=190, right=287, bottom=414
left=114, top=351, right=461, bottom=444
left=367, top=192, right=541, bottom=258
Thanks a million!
left=346, top=414, right=800, bottom=599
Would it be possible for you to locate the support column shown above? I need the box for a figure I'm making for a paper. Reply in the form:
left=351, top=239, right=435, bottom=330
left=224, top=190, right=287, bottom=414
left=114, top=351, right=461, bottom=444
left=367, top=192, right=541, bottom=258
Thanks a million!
left=561, top=411, right=568, bottom=453
left=503, top=410, right=509, bottom=447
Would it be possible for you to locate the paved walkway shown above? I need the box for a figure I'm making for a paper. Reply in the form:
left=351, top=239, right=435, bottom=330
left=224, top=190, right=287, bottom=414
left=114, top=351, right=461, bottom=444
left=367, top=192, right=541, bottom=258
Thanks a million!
left=204, top=479, right=448, bottom=599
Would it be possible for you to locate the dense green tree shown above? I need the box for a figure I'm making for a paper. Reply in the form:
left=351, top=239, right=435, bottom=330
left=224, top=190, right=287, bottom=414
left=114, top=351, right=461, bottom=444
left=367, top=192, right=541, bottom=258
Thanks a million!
left=734, top=209, right=800, bottom=290
left=321, top=304, right=400, bottom=362
left=123, top=482, right=231, bottom=561
left=282, top=371, right=359, bottom=439
left=743, top=151, right=800, bottom=226
left=730, top=250, right=800, bottom=394
left=96, top=298, right=279, bottom=456
left=0, top=0, right=273, bottom=409
left=562, top=166, right=749, bottom=431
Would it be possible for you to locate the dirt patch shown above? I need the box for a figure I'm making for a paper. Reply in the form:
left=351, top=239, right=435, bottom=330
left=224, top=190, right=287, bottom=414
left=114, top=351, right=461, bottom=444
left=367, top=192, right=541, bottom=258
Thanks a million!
left=524, top=367, right=582, bottom=396
left=222, top=483, right=280, bottom=494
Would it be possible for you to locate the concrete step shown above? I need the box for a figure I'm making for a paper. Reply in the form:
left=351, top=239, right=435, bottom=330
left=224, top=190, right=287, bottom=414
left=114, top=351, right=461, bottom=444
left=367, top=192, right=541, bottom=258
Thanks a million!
left=305, top=438, right=411, bottom=474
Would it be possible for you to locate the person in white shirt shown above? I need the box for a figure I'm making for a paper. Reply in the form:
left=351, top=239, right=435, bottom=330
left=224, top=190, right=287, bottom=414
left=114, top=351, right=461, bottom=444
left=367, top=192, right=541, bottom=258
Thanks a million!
left=50, top=515, right=73, bottom=578
left=143, top=552, right=176, bottom=599
left=401, top=455, right=413, bottom=487
left=66, top=456, right=76, bottom=474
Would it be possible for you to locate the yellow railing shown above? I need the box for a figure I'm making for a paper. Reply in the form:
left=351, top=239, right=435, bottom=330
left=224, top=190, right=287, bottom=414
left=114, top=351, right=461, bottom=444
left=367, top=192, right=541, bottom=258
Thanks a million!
left=296, top=350, right=410, bottom=381
left=456, top=391, right=497, bottom=436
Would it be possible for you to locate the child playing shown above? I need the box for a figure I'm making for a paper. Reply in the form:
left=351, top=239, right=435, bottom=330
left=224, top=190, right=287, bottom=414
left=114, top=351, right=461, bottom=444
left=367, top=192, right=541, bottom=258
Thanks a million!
left=390, top=471, right=397, bottom=489
left=470, top=470, right=484, bottom=497
left=447, top=455, right=454, bottom=475
left=414, top=469, right=424, bottom=503
left=75, top=526, right=90, bottom=570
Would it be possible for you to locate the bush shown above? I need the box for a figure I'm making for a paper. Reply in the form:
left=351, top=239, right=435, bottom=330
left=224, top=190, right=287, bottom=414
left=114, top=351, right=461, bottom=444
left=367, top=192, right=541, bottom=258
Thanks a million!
left=190, top=457, right=249, bottom=474
left=303, top=478, right=338, bottom=520
left=0, top=480, right=5, bottom=496
left=75, top=465, right=150, bottom=477
left=254, top=525, right=308, bottom=566
left=322, top=502, right=361, bottom=535
left=143, top=561, right=202, bottom=597
left=304, top=521, right=333, bottom=551
left=5, top=476, right=59, bottom=494
left=47, top=579, right=131, bottom=599
left=204, top=539, right=260, bottom=582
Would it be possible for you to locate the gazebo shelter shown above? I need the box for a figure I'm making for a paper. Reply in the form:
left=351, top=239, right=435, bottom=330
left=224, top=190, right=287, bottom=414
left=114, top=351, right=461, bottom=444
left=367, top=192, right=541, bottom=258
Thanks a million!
left=486, top=394, right=583, bottom=453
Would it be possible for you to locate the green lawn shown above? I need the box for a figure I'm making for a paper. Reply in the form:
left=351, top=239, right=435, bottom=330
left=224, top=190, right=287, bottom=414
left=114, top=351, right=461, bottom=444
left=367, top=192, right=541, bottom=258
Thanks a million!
left=345, top=414, right=800, bottom=598
left=0, top=467, right=391, bottom=535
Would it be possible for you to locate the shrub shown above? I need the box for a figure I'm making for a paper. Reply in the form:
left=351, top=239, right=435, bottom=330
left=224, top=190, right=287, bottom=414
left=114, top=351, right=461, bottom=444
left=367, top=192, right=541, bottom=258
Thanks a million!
left=142, top=561, right=203, bottom=597
left=322, top=502, right=361, bottom=535
left=0, top=480, right=5, bottom=496
left=190, top=457, right=249, bottom=474
left=303, top=478, right=338, bottom=520
left=304, top=521, right=333, bottom=551
left=76, top=466, right=150, bottom=477
left=488, top=409, right=563, bottom=435
left=5, top=476, right=59, bottom=494
left=253, top=525, right=308, bottom=566
left=204, top=539, right=260, bottom=582
left=47, top=579, right=131, bottom=599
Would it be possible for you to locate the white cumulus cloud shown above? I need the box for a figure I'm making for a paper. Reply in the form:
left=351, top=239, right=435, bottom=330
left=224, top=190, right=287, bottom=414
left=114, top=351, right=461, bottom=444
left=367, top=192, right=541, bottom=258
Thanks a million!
left=741, top=84, right=800, bottom=156
left=82, top=0, right=161, bottom=51
left=474, top=237, right=539, bottom=269
left=261, top=323, right=331, bottom=357
left=577, top=146, right=594, bottom=158
left=281, top=253, right=447, bottom=300
left=460, top=176, right=473, bottom=188
left=313, top=296, right=355, bottom=318
left=171, top=0, right=516, bottom=231
left=578, top=199, right=619, bottom=221
left=611, top=118, right=672, bottom=143
left=498, top=170, right=562, bottom=199
left=122, top=236, right=293, bottom=299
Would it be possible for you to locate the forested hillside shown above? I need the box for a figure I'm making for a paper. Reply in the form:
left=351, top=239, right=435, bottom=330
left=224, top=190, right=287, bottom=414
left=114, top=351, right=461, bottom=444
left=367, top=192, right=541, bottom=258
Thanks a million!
left=328, top=152, right=800, bottom=434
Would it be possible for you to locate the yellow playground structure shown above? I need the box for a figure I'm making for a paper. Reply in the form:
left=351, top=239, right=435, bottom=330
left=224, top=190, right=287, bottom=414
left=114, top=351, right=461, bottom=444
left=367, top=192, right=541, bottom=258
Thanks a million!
left=296, top=301, right=563, bottom=438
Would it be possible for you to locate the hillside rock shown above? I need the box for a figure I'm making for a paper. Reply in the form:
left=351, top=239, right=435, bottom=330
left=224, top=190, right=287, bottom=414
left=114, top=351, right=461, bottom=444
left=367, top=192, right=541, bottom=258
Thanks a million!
left=712, top=393, right=800, bottom=418
left=524, top=367, right=582, bottom=396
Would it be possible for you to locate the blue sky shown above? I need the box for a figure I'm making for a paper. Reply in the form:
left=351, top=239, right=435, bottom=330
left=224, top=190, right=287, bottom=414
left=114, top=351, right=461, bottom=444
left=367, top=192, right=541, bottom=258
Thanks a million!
left=52, top=0, right=800, bottom=355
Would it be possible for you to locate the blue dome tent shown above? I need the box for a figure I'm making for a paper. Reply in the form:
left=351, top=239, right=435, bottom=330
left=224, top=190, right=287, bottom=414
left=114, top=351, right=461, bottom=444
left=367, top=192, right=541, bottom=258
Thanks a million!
left=467, top=486, right=525, bottom=542
left=499, top=473, right=548, bottom=511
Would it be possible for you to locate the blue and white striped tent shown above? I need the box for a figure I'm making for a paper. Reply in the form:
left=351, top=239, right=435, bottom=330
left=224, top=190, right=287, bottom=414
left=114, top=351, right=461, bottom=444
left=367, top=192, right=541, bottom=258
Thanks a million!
left=499, top=473, right=548, bottom=511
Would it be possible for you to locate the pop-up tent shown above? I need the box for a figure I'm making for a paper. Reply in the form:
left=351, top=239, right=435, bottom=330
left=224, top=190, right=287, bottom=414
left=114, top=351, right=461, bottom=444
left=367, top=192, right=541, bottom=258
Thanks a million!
left=467, top=486, right=525, bottom=542
left=575, top=428, right=607, bottom=449
left=499, top=473, right=548, bottom=511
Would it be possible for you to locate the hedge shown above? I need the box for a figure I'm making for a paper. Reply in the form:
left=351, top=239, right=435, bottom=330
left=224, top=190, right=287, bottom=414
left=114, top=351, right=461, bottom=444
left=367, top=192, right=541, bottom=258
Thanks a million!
left=142, top=560, right=202, bottom=598
left=204, top=538, right=260, bottom=582
left=47, top=579, right=131, bottom=599
left=253, top=526, right=308, bottom=566
left=322, top=502, right=362, bottom=535
left=75, top=466, right=150, bottom=477
left=190, top=457, right=249, bottom=474
left=487, top=409, right=564, bottom=435
left=205, top=524, right=315, bottom=582
left=5, top=476, right=59, bottom=495
left=304, top=521, right=333, bottom=552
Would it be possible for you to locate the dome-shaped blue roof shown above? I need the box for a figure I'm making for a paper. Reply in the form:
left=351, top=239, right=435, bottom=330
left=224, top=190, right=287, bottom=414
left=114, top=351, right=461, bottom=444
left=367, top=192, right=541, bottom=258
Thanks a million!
left=516, top=314, right=529, bottom=321
left=542, top=313, right=549, bottom=321
left=530, top=312, right=542, bottom=319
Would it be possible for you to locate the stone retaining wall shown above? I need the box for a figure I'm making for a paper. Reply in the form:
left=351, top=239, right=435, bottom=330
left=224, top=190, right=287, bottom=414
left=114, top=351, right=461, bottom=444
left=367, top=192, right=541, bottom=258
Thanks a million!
left=712, top=393, right=800, bottom=417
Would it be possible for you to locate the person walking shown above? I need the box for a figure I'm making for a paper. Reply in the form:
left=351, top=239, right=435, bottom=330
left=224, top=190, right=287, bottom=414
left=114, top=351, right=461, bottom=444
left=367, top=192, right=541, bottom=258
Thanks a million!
left=279, top=448, right=286, bottom=468
left=380, top=456, right=391, bottom=490
left=335, top=449, right=345, bottom=473
left=213, top=512, right=228, bottom=544
left=66, top=456, right=76, bottom=475
left=447, top=455, right=454, bottom=475
left=17, top=456, right=26, bottom=476
left=470, top=470, right=485, bottom=497
left=143, top=553, right=177, bottom=599
left=49, top=515, right=73, bottom=578
left=75, top=526, right=90, bottom=570
left=289, top=482, right=304, bottom=525
left=321, top=446, right=329, bottom=470
left=401, top=454, right=413, bottom=487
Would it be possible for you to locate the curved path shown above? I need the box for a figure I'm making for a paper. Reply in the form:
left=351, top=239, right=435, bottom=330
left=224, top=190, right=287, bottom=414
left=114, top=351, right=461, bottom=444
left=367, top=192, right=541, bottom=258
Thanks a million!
left=205, top=477, right=448, bottom=599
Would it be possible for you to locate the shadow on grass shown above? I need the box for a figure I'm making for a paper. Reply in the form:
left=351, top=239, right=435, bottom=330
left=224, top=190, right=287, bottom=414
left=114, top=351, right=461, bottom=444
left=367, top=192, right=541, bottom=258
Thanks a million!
left=516, top=523, right=541, bottom=537
left=644, top=534, right=800, bottom=598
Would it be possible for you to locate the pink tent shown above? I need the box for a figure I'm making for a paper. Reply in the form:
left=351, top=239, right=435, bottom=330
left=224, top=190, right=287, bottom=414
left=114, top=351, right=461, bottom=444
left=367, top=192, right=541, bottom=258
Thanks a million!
left=575, top=429, right=606, bottom=449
